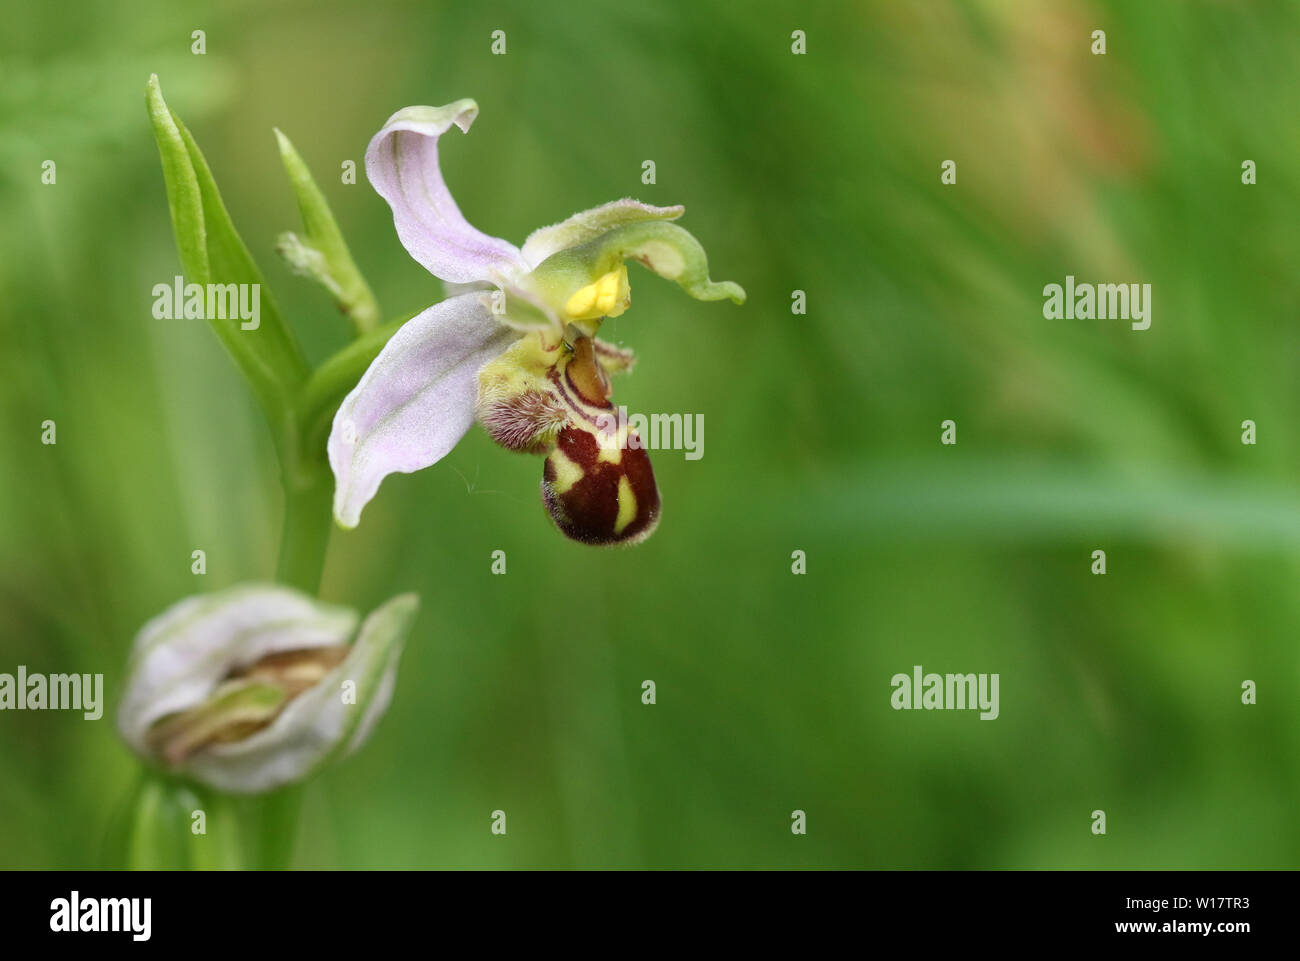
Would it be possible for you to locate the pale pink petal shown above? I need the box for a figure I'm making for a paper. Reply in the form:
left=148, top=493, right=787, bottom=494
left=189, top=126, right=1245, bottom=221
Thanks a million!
left=329, top=293, right=516, bottom=527
left=366, top=100, right=529, bottom=285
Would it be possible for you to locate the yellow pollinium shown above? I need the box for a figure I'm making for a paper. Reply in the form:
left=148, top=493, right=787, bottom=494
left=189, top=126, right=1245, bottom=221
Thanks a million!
left=563, top=265, right=630, bottom=321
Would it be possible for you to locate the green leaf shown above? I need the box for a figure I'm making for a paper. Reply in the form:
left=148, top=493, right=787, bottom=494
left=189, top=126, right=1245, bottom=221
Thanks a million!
left=145, top=78, right=208, bottom=283
left=146, top=74, right=310, bottom=457
left=274, top=128, right=381, bottom=335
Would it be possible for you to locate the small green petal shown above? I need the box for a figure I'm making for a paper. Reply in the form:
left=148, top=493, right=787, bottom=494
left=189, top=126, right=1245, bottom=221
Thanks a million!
left=521, top=198, right=684, bottom=267
left=532, top=220, right=745, bottom=313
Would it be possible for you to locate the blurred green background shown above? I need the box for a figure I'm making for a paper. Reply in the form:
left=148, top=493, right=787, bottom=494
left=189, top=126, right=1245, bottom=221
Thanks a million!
left=2, top=0, right=1299, bottom=869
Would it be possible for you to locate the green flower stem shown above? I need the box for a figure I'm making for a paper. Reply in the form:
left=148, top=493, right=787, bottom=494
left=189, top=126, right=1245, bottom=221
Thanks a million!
left=259, top=442, right=335, bottom=866
left=275, top=468, right=334, bottom=595
left=141, top=75, right=407, bottom=870
left=110, top=774, right=245, bottom=870
left=237, top=784, right=306, bottom=870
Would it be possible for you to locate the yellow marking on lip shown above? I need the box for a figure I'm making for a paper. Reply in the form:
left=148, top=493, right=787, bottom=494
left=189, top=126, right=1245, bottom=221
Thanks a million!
left=614, top=476, right=637, bottom=535
left=596, top=425, right=626, bottom=464
left=547, top=447, right=584, bottom=495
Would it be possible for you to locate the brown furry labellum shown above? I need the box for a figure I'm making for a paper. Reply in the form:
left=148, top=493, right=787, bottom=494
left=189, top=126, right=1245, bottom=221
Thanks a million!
left=477, top=332, right=659, bottom=546
left=542, top=421, right=660, bottom=546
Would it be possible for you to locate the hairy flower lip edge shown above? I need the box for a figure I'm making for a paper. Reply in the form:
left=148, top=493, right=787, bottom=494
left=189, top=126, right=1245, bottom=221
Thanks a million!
left=117, top=585, right=420, bottom=795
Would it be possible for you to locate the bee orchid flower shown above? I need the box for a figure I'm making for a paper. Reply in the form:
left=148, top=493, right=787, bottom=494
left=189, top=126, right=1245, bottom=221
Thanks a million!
left=329, top=99, right=745, bottom=545
left=118, top=585, right=418, bottom=794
